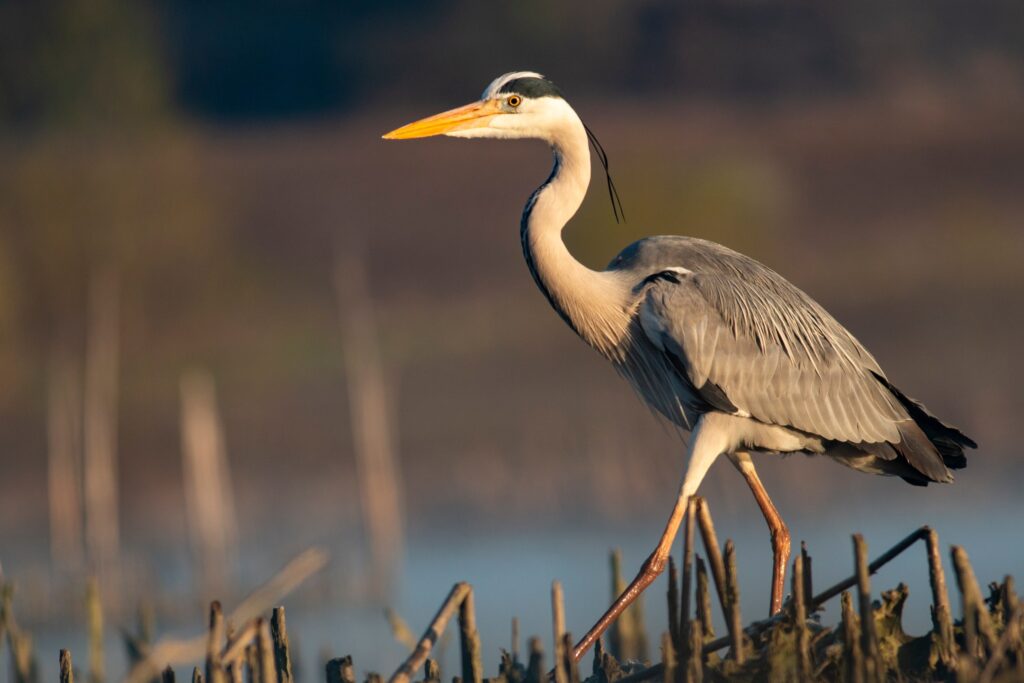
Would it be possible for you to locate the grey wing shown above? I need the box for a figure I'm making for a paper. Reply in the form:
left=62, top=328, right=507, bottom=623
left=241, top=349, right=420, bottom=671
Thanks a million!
left=638, top=269, right=907, bottom=445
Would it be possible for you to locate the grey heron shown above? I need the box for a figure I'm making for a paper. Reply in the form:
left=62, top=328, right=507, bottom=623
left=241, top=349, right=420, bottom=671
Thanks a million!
left=383, top=71, right=976, bottom=662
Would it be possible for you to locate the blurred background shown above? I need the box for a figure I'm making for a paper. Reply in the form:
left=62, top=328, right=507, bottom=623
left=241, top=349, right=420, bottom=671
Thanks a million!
left=1, top=0, right=1023, bottom=677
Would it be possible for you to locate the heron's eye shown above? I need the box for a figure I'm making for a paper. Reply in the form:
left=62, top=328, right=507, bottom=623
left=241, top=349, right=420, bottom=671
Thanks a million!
left=507, top=95, right=522, bottom=108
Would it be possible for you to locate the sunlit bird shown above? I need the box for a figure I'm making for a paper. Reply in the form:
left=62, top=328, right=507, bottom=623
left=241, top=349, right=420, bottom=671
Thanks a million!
left=383, top=71, right=976, bottom=661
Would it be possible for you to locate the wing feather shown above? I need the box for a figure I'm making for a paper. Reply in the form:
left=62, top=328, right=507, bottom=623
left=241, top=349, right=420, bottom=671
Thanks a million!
left=637, top=264, right=906, bottom=445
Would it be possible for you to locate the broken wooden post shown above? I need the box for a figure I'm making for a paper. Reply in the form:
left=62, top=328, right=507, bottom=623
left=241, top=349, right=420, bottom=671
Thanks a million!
left=257, top=619, right=276, bottom=683
left=853, top=535, right=880, bottom=683
left=61, top=649, right=74, bottom=683
left=792, top=555, right=811, bottom=679
left=800, top=542, right=813, bottom=603
left=925, top=528, right=954, bottom=665
left=723, top=541, right=744, bottom=664
left=840, top=591, right=864, bottom=683
left=952, top=546, right=998, bottom=661
left=562, top=633, right=580, bottom=683
left=527, top=637, right=545, bottom=683
left=512, top=617, right=520, bottom=663
left=695, top=499, right=730, bottom=648
left=206, top=601, right=226, bottom=683
left=695, top=557, right=713, bottom=642
left=325, top=656, right=355, bottom=683
left=271, top=607, right=294, bottom=683
left=685, top=619, right=703, bottom=683
left=552, top=581, right=568, bottom=683
left=608, top=550, right=631, bottom=660
left=458, top=587, right=483, bottom=683
left=660, top=632, right=676, bottom=683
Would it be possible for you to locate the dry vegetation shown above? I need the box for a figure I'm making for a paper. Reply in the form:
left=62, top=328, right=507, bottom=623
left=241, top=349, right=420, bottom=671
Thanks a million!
left=3, top=500, right=1021, bottom=683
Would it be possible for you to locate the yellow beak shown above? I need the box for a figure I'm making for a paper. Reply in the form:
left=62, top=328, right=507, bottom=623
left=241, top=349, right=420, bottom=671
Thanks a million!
left=382, top=100, right=500, bottom=140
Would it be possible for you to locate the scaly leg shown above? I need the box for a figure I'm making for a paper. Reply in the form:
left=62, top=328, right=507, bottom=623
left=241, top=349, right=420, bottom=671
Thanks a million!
left=729, top=451, right=790, bottom=616
left=571, top=414, right=729, bottom=662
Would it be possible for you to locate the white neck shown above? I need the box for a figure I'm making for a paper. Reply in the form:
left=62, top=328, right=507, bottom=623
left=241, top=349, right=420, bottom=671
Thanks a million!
left=520, top=110, right=631, bottom=357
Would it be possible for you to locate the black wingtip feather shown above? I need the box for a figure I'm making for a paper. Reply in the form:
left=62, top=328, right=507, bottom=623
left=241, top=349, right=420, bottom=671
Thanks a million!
left=871, top=372, right=976, bottom=475
left=895, top=420, right=954, bottom=483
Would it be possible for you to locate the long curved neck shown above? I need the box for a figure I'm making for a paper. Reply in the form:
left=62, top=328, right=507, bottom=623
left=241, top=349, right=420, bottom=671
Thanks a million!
left=521, top=118, right=630, bottom=357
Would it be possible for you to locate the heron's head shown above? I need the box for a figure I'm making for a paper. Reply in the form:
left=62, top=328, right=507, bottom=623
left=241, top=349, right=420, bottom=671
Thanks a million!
left=382, top=71, right=580, bottom=143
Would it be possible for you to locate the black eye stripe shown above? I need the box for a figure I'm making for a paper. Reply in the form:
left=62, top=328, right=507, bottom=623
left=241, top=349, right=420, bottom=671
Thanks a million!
left=498, top=77, right=563, bottom=99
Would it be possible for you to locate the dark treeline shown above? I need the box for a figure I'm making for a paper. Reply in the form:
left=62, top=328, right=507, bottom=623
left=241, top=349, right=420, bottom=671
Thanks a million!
left=2, top=0, right=1022, bottom=126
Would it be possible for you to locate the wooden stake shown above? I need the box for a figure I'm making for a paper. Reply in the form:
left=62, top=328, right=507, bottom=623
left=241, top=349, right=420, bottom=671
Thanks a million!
left=667, top=557, right=680, bottom=652
left=853, top=535, right=880, bottom=683
left=526, top=637, right=544, bottom=683
left=271, top=608, right=293, bottom=683
left=256, top=619, right=276, bottom=683
left=458, top=588, right=483, bottom=683
left=552, top=581, right=568, bottom=683
left=512, top=617, right=520, bottom=663
left=222, top=621, right=258, bottom=668
left=246, top=644, right=258, bottom=683
left=562, top=633, right=580, bottom=683
left=661, top=632, right=676, bottom=683
left=800, top=542, right=813, bottom=604
left=694, top=557, right=713, bottom=641
left=389, top=582, right=470, bottom=683
left=925, top=528, right=954, bottom=665
left=792, top=555, right=810, bottom=679
left=60, top=649, right=74, bottom=683
left=951, top=546, right=998, bottom=660
left=686, top=619, right=703, bottom=683
left=840, top=591, right=863, bottom=683
left=325, top=656, right=355, bottom=683
left=608, top=549, right=630, bottom=659
left=723, top=541, right=744, bottom=664
left=695, top=499, right=730, bottom=645
left=206, top=601, right=226, bottom=683
left=979, top=605, right=1021, bottom=683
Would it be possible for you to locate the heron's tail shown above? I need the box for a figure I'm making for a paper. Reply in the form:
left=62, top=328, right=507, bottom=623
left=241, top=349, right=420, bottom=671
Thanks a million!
left=873, top=373, right=977, bottom=472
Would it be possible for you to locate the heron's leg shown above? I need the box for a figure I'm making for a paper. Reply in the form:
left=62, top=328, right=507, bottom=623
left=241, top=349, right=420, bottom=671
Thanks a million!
left=728, top=451, right=790, bottom=616
left=571, top=414, right=728, bottom=662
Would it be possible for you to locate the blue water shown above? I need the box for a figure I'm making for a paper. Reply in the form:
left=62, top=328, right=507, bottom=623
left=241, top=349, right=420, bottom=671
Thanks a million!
left=22, top=484, right=1024, bottom=681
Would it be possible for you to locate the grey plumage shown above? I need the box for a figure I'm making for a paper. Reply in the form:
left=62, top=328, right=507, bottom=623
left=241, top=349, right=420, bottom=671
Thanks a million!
left=607, top=236, right=975, bottom=485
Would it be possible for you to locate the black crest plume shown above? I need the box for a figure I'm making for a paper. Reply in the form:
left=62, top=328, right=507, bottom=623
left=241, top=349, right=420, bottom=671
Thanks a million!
left=583, top=123, right=626, bottom=224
